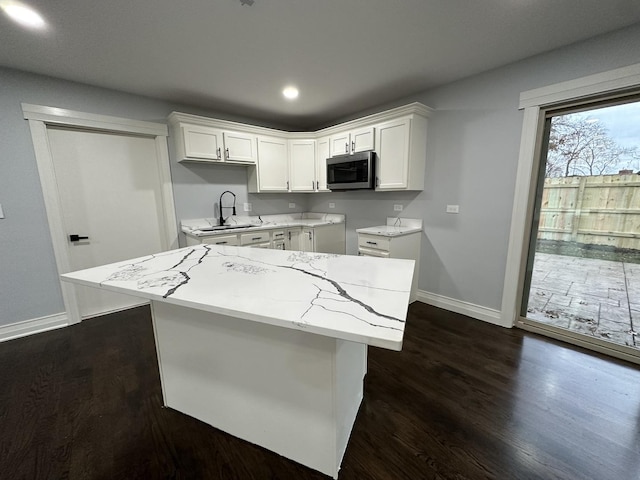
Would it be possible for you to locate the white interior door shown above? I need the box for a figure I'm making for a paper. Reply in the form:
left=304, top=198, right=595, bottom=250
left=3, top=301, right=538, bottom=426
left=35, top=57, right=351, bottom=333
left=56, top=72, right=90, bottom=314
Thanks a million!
left=47, top=126, right=167, bottom=319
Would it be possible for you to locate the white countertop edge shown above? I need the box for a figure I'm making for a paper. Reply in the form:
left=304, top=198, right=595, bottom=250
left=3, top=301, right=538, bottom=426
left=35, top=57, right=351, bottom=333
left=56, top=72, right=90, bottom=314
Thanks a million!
left=184, top=219, right=345, bottom=237
left=60, top=272, right=405, bottom=351
left=355, top=226, right=422, bottom=237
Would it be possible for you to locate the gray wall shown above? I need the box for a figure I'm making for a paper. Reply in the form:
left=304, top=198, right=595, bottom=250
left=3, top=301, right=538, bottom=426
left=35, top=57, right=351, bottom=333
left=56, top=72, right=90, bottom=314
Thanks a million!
left=0, top=67, right=303, bottom=327
left=308, top=23, right=640, bottom=311
left=3, top=22, right=640, bottom=328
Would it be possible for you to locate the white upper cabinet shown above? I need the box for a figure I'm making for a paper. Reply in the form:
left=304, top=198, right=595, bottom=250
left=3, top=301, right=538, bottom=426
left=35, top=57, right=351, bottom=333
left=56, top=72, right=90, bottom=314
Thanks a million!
left=223, top=130, right=257, bottom=163
left=329, top=126, right=375, bottom=157
left=182, top=124, right=223, bottom=161
left=169, top=103, right=430, bottom=192
left=168, top=113, right=257, bottom=165
left=315, top=136, right=330, bottom=192
left=374, top=114, right=428, bottom=191
left=289, top=139, right=316, bottom=192
left=249, top=135, right=289, bottom=192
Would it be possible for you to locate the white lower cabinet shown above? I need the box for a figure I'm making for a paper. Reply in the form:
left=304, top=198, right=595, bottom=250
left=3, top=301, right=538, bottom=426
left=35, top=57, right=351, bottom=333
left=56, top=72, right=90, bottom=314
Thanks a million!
left=185, top=223, right=346, bottom=254
left=357, top=231, right=421, bottom=302
left=241, top=231, right=271, bottom=248
left=285, top=228, right=301, bottom=251
left=301, top=228, right=314, bottom=252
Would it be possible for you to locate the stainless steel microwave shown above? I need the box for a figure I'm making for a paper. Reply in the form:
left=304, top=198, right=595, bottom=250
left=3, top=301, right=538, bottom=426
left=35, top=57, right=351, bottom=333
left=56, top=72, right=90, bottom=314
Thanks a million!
left=326, top=151, right=376, bottom=190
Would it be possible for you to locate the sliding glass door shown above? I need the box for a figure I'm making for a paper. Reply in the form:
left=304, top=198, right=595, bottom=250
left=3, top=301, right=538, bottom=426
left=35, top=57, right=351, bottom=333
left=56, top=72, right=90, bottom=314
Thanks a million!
left=520, top=98, right=640, bottom=356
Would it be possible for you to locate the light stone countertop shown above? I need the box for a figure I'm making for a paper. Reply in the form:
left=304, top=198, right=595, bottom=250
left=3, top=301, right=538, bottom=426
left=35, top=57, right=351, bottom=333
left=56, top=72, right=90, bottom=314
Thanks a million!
left=182, top=212, right=345, bottom=238
left=356, top=217, right=423, bottom=237
left=60, top=244, right=414, bottom=351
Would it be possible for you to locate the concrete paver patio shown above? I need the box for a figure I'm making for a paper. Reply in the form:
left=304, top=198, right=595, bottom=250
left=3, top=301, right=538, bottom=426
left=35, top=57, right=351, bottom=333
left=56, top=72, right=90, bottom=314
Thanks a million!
left=526, top=252, right=639, bottom=350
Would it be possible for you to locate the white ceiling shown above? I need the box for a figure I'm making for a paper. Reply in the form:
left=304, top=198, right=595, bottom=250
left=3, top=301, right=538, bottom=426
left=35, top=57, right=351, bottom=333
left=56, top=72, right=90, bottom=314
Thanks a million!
left=2, top=0, right=640, bottom=129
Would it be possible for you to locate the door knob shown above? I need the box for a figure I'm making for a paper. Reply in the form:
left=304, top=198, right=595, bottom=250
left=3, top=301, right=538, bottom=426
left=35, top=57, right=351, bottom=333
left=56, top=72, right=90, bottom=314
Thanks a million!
left=69, top=234, right=89, bottom=242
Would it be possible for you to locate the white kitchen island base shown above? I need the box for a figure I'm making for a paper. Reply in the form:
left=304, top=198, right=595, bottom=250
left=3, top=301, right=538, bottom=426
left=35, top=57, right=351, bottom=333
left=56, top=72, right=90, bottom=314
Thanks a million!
left=151, top=300, right=367, bottom=478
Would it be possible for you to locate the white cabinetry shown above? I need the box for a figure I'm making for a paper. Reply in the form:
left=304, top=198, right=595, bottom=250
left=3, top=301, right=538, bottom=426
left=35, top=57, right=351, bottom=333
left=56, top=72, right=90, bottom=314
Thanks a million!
left=240, top=231, right=271, bottom=248
left=288, top=139, right=317, bottom=192
left=174, top=122, right=257, bottom=164
left=374, top=115, right=427, bottom=191
left=285, top=228, right=300, bottom=251
left=315, top=136, right=330, bottom=192
left=357, top=219, right=422, bottom=302
left=330, top=126, right=375, bottom=157
left=250, top=135, right=289, bottom=192
left=300, top=228, right=314, bottom=252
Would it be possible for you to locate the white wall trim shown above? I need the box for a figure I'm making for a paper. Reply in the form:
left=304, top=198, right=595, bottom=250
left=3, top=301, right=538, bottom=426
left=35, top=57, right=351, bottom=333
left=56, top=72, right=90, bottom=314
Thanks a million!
left=519, top=62, right=640, bottom=109
left=416, top=290, right=503, bottom=327
left=24, top=104, right=178, bottom=325
left=22, top=103, right=168, bottom=136
left=0, top=313, right=68, bottom=343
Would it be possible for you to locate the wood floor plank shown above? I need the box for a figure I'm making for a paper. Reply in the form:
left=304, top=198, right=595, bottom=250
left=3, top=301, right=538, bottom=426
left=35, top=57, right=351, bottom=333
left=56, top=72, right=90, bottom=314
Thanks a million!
left=1, top=302, right=639, bottom=479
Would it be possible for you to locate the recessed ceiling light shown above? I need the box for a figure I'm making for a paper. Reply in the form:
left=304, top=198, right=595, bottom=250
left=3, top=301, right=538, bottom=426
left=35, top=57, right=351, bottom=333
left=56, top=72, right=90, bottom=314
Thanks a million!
left=1, top=1, right=46, bottom=29
left=282, top=86, right=299, bottom=100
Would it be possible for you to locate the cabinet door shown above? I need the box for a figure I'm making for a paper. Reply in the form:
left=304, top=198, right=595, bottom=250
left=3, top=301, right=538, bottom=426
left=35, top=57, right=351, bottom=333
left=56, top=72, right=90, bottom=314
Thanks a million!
left=223, top=131, right=257, bottom=164
left=315, top=136, right=330, bottom=192
left=182, top=124, right=223, bottom=161
left=330, top=132, right=351, bottom=156
left=301, top=228, right=315, bottom=252
left=285, top=228, right=300, bottom=251
left=289, top=139, right=316, bottom=192
left=257, top=136, right=289, bottom=191
left=375, top=118, right=411, bottom=190
left=351, top=126, right=375, bottom=153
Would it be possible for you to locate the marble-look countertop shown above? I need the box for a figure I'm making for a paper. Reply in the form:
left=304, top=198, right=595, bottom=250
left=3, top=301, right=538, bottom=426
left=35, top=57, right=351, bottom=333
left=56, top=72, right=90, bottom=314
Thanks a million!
left=60, top=245, right=414, bottom=350
left=356, top=217, right=423, bottom=237
left=182, top=212, right=345, bottom=238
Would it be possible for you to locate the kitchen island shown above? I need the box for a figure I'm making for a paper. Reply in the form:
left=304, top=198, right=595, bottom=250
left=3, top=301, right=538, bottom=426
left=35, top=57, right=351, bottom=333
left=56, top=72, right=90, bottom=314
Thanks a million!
left=60, top=245, right=414, bottom=478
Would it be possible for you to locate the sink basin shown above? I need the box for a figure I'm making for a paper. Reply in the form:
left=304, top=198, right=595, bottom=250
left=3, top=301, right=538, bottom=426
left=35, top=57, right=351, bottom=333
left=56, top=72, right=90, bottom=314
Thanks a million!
left=199, top=224, right=252, bottom=232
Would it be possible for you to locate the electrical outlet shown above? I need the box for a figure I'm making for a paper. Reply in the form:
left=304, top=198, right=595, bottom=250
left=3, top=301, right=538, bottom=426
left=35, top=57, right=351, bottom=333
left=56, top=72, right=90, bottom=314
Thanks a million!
left=243, top=202, right=252, bottom=212
left=329, top=202, right=335, bottom=209
left=289, top=202, right=295, bottom=209
left=394, top=204, right=403, bottom=212
left=446, top=204, right=460, bottom=214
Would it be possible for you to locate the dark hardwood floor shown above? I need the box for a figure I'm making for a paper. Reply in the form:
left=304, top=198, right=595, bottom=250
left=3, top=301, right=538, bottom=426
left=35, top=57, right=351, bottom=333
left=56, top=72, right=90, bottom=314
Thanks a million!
left=1, top=302, right=640, bottom=479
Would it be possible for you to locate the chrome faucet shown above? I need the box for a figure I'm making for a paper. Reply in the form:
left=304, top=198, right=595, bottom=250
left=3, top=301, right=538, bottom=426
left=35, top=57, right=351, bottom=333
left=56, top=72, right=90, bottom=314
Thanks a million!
left=219, top=190, right=237, bottom=226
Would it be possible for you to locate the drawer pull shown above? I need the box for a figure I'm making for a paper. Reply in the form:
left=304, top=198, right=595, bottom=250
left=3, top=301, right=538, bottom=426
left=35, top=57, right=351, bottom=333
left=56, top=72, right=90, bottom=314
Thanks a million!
left=216, top=241, right=227, bottom=245
left=252, top=237, right=262, bottom=241
left=366, top=241, right=378, bottom=245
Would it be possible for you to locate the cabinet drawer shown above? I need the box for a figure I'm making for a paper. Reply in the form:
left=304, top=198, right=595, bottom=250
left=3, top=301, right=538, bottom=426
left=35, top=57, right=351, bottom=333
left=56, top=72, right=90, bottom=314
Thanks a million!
left=271, top=230, right=285, bottom=241
left=201, top=234, right=238, bottom=246
left=241, top=231, right=270, bottom=245
left=358, top=234, right=390, bottom=251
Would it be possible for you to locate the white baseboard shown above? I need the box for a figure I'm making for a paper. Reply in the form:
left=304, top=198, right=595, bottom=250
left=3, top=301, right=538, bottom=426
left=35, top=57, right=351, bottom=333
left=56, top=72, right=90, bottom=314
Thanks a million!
left=416, top=290, right=507, bottom=327
left=0, top=312, right=68, bottom=342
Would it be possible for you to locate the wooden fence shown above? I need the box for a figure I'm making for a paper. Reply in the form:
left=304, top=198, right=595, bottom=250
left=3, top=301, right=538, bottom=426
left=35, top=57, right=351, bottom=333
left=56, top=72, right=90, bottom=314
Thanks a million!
left=537, top=174, right=640, bottom=250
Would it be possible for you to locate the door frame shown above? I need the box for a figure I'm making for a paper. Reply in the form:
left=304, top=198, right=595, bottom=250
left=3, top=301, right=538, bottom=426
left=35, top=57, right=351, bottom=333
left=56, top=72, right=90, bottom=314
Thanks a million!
left=23, top=104, right=179, bottom=325
left=500, top=63, right=640, bottom=364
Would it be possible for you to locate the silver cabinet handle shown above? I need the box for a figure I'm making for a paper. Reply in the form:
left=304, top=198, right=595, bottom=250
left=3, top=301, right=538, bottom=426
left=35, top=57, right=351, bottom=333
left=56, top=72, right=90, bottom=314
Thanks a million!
left=216, top=241, right=227, bottom=244
left=316, top=181, right=319, bottom=190
left=345, top=143, right=349, bottom=153
left=225, top=147, right=230, bottom=159
left=288, top=231, right=291, bottom=240
left=286, top=181, right=289, bottom=190
left=366, top=241, right=378, bottom=245
left=375, top=176, right=380, bottom=187
left=351, top=141, right=355, bottom=152
left=216, top=147, right=221, bottom=159
left=252, top=237, right=262, bottom=241
left=308, top=232, right=312, bottom=240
